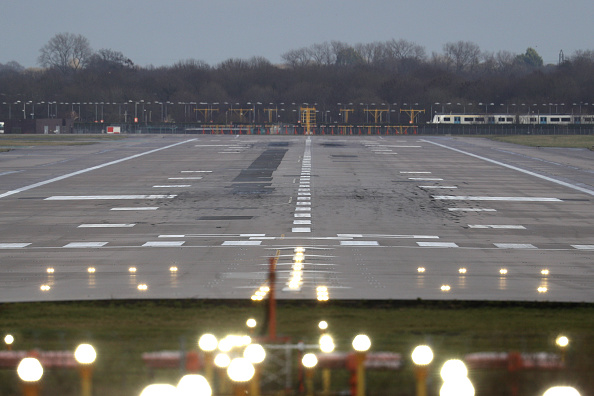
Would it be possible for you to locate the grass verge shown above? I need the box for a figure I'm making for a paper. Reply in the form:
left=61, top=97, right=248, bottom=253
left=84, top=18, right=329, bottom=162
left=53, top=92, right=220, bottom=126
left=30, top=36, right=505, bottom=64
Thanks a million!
left=0, top=300, right=592, bottom=396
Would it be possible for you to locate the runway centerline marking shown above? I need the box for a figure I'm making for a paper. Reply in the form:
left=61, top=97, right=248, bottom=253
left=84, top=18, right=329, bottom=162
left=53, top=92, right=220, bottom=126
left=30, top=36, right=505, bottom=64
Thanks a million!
left=433, top=196, right=562, bottom=202
left=0, top=139, right=197, bottom=199
left=423, top=139, right=594, bottom=196
left=78, top=224, right=136, bottom=228
left=46, top=195, right=177, bottom=200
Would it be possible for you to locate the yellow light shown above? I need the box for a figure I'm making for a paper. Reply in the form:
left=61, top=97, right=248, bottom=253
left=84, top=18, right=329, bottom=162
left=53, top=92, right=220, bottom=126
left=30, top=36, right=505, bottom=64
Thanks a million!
left=46, top=268, right=55, bottom=274
left=74, top=344, right=97, bottom=365
left=537, top=286, right=548, bottom=293
left=458, top=268, right=467, bottom=274
left=169, top=266, right=178, bottom=272
left=316, top=286, right=328, bottom=292
left=246, top=318, right=257, bottom=328
left=260, top=286, right=270, bottom=292
left=352, top=335, right=371, bottom=352
left=198, top=334, right=218, bottom=352
left=294, top=247, right=305, bottom=253
left=318, top=321, right=328, bottom=330
left=214, top=353, right=231, bottom=368
left=87, top=267, right=96, bottom=273
left=40, top=284, right=51, bottom=291
left=440, top=285, right=451, bottom=292
left=137, top=284, right=148, bottom=291
left=500, top=268, right=508, bottom=275
left=411, top=345, right=433, bottom=365
left=129, top=267, right=137, bottom=273
left=417, top=267, right=426, bottom=273
left=556, top=335, right=569, bottom=348
left=4, top=334, right=14, bottom=345
left=541, top=269, right=550, bottom=276
left=302, top=353, right=318, bottom=368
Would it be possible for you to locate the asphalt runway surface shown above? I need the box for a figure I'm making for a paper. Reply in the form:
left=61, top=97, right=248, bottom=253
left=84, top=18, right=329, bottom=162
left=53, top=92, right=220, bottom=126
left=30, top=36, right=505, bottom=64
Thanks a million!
left=1, top=135, right=593, bottom=303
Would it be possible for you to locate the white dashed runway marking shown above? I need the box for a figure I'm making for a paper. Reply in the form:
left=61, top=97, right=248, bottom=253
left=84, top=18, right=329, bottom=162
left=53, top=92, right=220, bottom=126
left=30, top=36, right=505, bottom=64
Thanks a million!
left=572, top=245, right=594, bottom=250
left=468, top=225, right=526, bottom=229
left=448, top=208, right=496, bottom=212
left=45, top=195, right=177, bottom=200
left=78, top=224, right=136, bottom=228
left=153, top=185, right=191, bottom=188
left=494, top=243, right=537, bottom=249
left=64, top=242, right=108, bottom=248
left=340, top=241, right=380, bottom=246
left=433, top=196, right=562, bottom=202
left=143, top=241, right=186, bottom=247
left=111, top=207, right=159, bottom=211
left=0, top=243, right=31, bottom=249
left=417, top=242, right=459, bottom=248
left=221, top=241, right=262, bottom=246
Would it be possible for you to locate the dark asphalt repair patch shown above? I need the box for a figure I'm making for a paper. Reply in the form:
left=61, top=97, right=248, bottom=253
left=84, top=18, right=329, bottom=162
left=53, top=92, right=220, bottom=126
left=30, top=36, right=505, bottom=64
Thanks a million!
left=230, top=148, right=288, bottom=194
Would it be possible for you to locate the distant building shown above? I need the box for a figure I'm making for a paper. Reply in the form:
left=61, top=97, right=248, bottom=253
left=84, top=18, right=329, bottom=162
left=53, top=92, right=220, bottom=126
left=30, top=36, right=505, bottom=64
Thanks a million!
left=0, top=118, right=74, bottom=134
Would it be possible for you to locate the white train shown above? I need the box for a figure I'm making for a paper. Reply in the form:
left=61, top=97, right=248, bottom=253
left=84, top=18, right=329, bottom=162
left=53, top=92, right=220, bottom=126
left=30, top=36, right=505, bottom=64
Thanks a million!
left=431, top=114, right=594, bottom=125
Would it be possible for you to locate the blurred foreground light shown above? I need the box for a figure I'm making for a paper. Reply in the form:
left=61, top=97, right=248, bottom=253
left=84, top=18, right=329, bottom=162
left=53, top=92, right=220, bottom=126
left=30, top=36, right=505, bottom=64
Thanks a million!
left=537, top=286, right=548, bottom=293
left=440, top=359, right=468, bottom=381
left=556, top=335, right=569, bottom=348
left=214, top=353, right=231, bottom=368
left=139, top=384, right=178, bottom=396
left=319, top=334, right=335, bottom=353
left=198, top=334, right=218, bottom=352
left=169, top=266, right=178, bottom=272
left=129, top=267, right=137, bottom=273
left=352, top=334, right=371, bottom=352
left=440, top=376, right=474, bottom=396
left=17, top=358, right=43, bottom=382
left=177, top=374, right=212, bottom=396
left=302, top=353, right=318, bottom=368
left=40, top=284, right=51, bottom=291
left=244, top=344, right=266, bottom=364
left=411, top=345, right=433, bottom=366
left=4, top=334, right=14, bottom=345
left=137, top=284, right=148, bottom=291
left=458, top=268, right=467, bottom=274
left=46, top=268, right=55, bottom=274
left=541, top=269, right=550, bottom=276
left=74, top=344, right=97, bottom=364
left=499, top=268, right=508, bottom=275
left=440, top=285, right=451, bottom=292
left=227, top=358, right=255, bottom=382
left=318, top=320, right=328, bottom=331
left=246, top=318, right=257, bottom=328
left=417, top=267, right=426, bottom=273
left=87, top=267, right=96, bottom=274
left=542, top=386, right=581, bottom=396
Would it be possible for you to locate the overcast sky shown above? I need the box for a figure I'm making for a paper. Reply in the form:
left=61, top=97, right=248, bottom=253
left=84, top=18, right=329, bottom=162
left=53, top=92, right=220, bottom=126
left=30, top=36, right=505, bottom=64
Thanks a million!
left=1, top=0, right=593, bottom=68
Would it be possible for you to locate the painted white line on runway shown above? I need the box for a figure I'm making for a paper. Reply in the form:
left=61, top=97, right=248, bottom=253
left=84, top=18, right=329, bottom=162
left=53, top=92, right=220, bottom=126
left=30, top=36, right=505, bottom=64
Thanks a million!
left=419, top=186, right=458, bottom=189
left=143, top=241, right=186, bottom=247
left=294, top=220, right=312, bottom=225
left=337, top=233, right=439, bottom=239
left=292, top=227, right=311, bottom=233
left=295, top=207, right=311, bottom=211
left=241, top=234, right=266, bottom=237
left=0, top=139, right=197, bottom=199
left=448, top=208, right=496, bottom=212
left=181, top=171, right=212, bottom=173
left=571, top=245, right=594, bottom=250
left=158, top=235, right=186, bottom=238
left=298, top=192, right=311, bottom=196
left=153, top=185, right=191, bottom=188
left=78, top=224, right=135, bottom=228
left=64, top=242, right=108, bottom=248
left=417, top=242, right=459, bottom=248
left=409, top=178, right=443, bottom=181
left=168, top=177, right=202, bottom=180
left=294, top=213, right=311, bottom=218
left=469, top=225, right=526, bottom=229
left=296, top=202, right=311, bottom=206
left=298, top=197, right=311, bottom=200
left=298, top=188, right=310, bottom=192
left=46, top=195, right=177, bottom=200
left=0, top=243, right=31, bottom=249
left=494, top=243, right=537, bottom=249
left=222, top=241, right=262, bottom=246
left=423, top=139, right=594, bottom=196
left=433, top=196, right=562, bottom=202
left=111, top=207, right=159, bottom=211
left=387, top=145, right=422, bottom=148
left=340, top=241, right=379, bottom=246
left=400, top=171, right=431, bottom=174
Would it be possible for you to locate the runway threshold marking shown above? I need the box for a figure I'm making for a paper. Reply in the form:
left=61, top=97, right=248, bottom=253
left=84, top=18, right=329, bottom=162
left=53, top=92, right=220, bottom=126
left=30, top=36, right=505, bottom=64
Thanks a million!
left=423, top=139, right=594, bottom=196
left=448, top=208, right=496, bottom=212
left=78, top=224, right=136, bottom=228
left=46, top=195, right=177, bottom=200
left=0, top=139, right=197, bottom=199
left=0, top=243, right=31, bottom=249
left=494, top=243, right=537, bottom=249
left=434, top=196, right=562, bottom=202
left=110, top=207, right=159, bottom=211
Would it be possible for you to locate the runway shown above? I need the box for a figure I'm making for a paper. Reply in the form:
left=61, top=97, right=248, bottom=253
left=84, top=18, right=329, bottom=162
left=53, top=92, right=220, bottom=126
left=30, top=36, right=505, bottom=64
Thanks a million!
left=1, top=135, right=592, bottom=302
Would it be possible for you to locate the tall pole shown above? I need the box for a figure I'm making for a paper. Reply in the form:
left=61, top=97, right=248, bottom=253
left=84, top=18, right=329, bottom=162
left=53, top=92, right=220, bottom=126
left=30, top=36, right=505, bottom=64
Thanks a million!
left=268, top=251, right=279, bottom=340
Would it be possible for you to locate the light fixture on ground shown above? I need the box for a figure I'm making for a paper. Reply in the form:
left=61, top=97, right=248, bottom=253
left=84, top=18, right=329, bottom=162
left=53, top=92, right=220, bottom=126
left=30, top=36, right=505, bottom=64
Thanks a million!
left=177, top=374, right=212, bottom=396
left=17, top=357, right=43, bottom=396
left=74, top=344, right=96, bottom=396
left=318, top=320, right=328, bottom=331
left=227, top=357, right=255, bottom=396
left=411, top=345, right=433, bottom=396
left=352, top=335, right=371, bottom=396
left=555, top=335, right=569, bottom=363
left=244, top=344, right=266, bottom=396
left=139, top=384, right=178, bottom=396
left=214, top=353, right=231, bottom=395
left=542, top=386, right=581, bottom=396
left=198, top=334, right=218, bottom=386
left=4, top=334, right=14, bottom=350
left=302, top=353, right=318, bottom=396
left=246, top=318, right=257, bottom=333
left=440, top=359, right=474, bottom=396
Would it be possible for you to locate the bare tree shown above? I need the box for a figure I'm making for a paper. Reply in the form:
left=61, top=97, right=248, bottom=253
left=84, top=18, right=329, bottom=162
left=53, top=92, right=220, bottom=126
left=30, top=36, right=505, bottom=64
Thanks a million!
left=443, top=41, right=482, bottom=72
left=38, top=32, right=93, bottom=73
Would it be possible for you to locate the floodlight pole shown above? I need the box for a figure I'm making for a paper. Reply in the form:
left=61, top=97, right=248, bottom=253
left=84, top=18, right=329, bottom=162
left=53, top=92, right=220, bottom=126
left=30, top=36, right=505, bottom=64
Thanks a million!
left=268, top=251, right=279, bottom=340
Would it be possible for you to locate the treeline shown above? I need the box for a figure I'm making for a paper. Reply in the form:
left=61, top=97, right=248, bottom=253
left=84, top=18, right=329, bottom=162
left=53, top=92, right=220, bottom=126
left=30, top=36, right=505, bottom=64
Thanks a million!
left=1, top=33, right=594, bottom=124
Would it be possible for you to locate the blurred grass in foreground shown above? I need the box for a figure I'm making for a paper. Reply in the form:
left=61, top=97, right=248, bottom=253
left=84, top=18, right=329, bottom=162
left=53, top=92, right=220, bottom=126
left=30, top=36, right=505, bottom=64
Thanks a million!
left=0, top=300, right=592, bottom=396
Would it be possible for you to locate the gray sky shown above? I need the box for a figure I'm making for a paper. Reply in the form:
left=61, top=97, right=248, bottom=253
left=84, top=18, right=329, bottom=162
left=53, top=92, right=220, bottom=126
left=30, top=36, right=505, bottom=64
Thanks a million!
left=1, top=0, right=593, bottom=68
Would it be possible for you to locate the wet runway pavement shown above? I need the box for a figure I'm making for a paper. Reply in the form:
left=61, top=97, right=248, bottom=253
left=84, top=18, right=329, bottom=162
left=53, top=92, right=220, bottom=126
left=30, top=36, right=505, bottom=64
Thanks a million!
left=1, top=135, right=592, bottom=302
